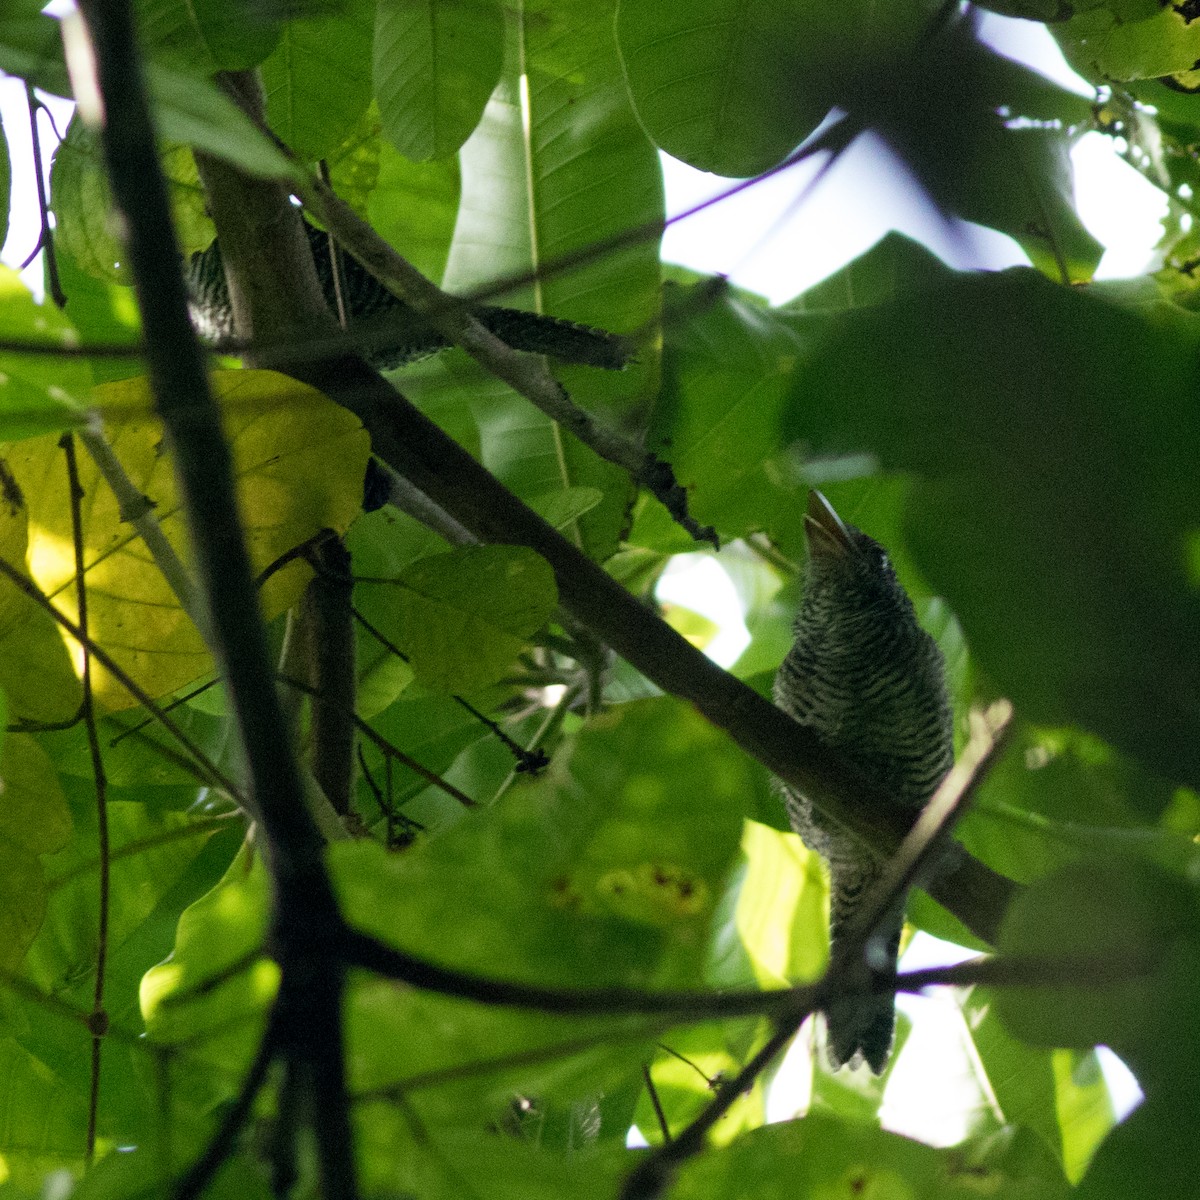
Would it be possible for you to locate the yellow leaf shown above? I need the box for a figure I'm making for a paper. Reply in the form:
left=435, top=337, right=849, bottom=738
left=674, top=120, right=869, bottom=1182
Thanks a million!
left=2, top=370, right=369, bottom=709
left=0, top=466, right=82, bottom=723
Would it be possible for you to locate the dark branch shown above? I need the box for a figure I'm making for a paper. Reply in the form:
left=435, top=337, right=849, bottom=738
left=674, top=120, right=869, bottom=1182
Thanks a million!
left=74, top=9, right=357, bottom=1200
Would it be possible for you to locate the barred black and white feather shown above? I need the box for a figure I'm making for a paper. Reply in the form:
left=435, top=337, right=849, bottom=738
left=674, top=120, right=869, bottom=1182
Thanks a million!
left=186, top=219, right=633, bottom=371
left=774, top=490, right=954, bottom=1073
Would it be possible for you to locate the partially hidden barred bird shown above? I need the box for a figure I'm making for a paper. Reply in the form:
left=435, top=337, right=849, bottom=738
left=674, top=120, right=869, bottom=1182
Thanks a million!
left=774, top=490, right=954, bottom=1073
left=185, top=217, right=634, bottom=372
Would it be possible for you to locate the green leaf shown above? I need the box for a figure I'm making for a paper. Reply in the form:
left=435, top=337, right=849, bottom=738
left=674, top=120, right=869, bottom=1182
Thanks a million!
left=355, top=544, right=556, bottom=693
left=0, top=735, right=72, bottom=972
left=442, top=0, right=663, bottom=560
left=711, top=820, right=827, bottom=990
left=865, top=23, right=1102, bottom=283
left=13, top=808, right=242, bottom=1146
left=1055, top=3, right=1200, bottom=82
left=135, top=0, right=279, bottom=73
left=331, top=697, right=750, bottom=1127
left=140, top=842, right=275, bottom=1117
left=616, top=0, right=932, bottom=176
left=354, top=1121, right=626, bottom=1200
left=0, top=12, right=71, bottom=97
left=671, top=1111, right=1070, bottom=1199
left=374, top=0, right=503, bottom=162
left=262, top=0, right=376, bottom=161
left=5, top=370, right=369, bottom=709
left=0, top=107, right=9, bottom=253
left=366, top=135, right=461, bottom=283
left=785, top=268, right=1200, bottom=788
left=0, top=1037, right=88, bottom=1188
left=51, top=116, right=215, bottom=285
left=995, top=860, right=1200, bottom=1085
left=961, top=989, right=1115, bottom=1183
left=651, top=280, right=810, bottom=543
left=781, top=232, right=951, bottom=312
left=145, top=65, right=297, bottom=181
left=0, top=267, right=90, bottom=437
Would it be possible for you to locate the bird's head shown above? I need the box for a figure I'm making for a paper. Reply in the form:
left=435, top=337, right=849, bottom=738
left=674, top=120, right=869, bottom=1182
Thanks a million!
left=802, top=490, right=913, bottom=618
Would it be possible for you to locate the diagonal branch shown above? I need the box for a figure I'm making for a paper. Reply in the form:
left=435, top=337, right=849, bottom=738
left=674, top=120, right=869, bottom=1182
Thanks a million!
left=191, top=80, right=1019, bottom=949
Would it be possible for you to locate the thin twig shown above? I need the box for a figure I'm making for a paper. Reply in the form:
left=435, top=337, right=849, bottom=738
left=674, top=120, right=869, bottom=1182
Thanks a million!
left=78, top=414, right=207, bottom=635
left=620, top=1019, right=799, bottom=1200
left=24, top=84, right=65, bottom=306
left=642, top=1064, right=672, bottom=1144
left=279, top=674, right=478, bottom=809
left=63, top=433, right=110, bottom=1163
left=0, top=552, right=242, bottom=798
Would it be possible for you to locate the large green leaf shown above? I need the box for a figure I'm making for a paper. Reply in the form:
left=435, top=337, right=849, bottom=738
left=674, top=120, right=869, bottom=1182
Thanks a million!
left=0, top=1036, right=89, bottom=1189
left=862, top=22, right=1102, bottom=283
left=373, top=0, right=503, bottom=161
left=784, top=267, right=1200, bottom=789
left=441, top=0, right=663, bottom=560
left=650, top=280, right=811, bottom=543
left=50, top=117, right=215, bottom=285
left=0, top=735, right=72, bottom=974
left=12, top=802, right=243, bottom=1148
left=331, top=696, right=750, bottom=1129
left=995, top=860, right=1200, bottom=1084
left=140, top=840, right=276, bottom=1119
left=616, top=0, right=933, bottom=177
left=135, top=0, right=279, bottom=73
left=0, top=11, right=71, bottom=97
left=367, top=137, right=461, bottom=285
left=262, top=0, right=376, bottom=161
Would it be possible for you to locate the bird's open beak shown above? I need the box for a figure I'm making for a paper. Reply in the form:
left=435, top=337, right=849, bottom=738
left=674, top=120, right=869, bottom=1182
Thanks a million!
left=804, top=490, right=855, bottom=560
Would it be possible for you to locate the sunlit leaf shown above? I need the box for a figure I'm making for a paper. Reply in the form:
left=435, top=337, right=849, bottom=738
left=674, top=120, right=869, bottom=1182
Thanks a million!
left=4, top=370, right=369, bottom=709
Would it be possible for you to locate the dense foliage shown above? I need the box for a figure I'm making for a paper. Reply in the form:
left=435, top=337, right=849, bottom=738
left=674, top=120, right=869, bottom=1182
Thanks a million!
left=0, top=1, right=1198, bottom=1198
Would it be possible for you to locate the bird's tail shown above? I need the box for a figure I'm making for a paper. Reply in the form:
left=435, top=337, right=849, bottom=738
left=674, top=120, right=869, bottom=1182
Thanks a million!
left=823, top=859, right=903, bottom=1074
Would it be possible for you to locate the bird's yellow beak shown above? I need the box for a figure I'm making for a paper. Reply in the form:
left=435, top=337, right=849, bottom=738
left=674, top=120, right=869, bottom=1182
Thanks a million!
left=804, top=490, right=855, bottom=560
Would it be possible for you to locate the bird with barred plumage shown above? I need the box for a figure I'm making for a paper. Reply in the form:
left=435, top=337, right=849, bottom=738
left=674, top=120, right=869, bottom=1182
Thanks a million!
left=185, top=218, right=633, bottom=372
left=774, top=490, right=954, bottom=1073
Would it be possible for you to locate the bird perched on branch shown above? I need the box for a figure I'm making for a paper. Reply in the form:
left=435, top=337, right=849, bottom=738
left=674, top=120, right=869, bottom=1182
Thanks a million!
left=186, top=217, right=633, bottom=371
left=774, top=490, right=954, bottom=1072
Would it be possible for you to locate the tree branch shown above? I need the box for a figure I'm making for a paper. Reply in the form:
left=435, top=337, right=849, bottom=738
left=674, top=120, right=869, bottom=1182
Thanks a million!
left=71, top=8, right=357, bottom=1200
